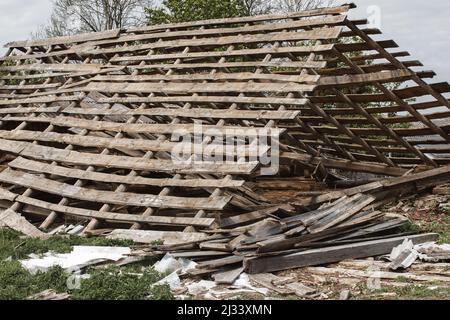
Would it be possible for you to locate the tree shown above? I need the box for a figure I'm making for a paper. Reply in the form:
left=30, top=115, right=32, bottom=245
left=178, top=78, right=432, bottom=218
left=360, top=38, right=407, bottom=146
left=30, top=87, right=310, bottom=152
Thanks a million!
left=241, top=0, right=273, bottom=15
left=146, top=0, right=248, bottom=25
left=275, top=0, right=336, bottom=13
left=36, top=0, right=153, bottom=38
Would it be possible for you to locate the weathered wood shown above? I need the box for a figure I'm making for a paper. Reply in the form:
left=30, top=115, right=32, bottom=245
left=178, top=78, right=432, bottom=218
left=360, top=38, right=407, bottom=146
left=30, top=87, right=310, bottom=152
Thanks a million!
left=0, top=168, right=232, bottom=210
left=92, top=72, right=320, bottom=84
left=0, top=63, right=102, bottom=73
left=9, top=157, right=245, bottom=189
left=83, top=27, right=342, bottom=55
left=95, top=95, right=309, bottom=106
left=61, top=106, right=301, bottom=120
left=0, top=209, right=49, bottom=239
left=212, top=267, right=244, bottom=284
left=245, top=234, right=439, bottom=274
left=107, top=229, right=208, bottom=245
left=0, top=139, right=259, bottom=175
left=296, top=164, right=450, bottom=206
left=0, top=130, right=268, bottom=158
left=0, top=187, right=215, bottom=227
left=2, top=116, right=286, bottom=138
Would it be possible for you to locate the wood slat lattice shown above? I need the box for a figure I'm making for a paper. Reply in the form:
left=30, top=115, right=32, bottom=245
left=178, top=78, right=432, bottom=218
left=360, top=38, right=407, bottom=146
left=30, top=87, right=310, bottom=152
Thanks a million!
left=0, top=3, right=449, bottom=237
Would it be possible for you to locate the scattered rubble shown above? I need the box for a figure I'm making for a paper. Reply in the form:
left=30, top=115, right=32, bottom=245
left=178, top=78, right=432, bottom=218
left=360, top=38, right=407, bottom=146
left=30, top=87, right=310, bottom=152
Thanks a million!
left=0, top=3, right=450, bottom=300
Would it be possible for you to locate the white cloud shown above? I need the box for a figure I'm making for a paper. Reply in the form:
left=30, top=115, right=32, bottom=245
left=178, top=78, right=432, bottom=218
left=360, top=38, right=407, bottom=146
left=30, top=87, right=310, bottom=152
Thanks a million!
left=0, top=0, right=53, bottom=55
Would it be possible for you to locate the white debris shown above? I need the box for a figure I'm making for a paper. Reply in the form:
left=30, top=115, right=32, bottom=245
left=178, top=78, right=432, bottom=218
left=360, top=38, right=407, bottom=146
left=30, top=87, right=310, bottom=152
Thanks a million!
left=153, top=254, right=197, bottom=274
left=415, top=242, right=450, bottom=261
left=389, top=240, right=450, bottom=270
left=153, top=254, right=182, bottom=274
left=233, top=273, right=269, bottom=295
left=67, top=225, right=84, bottom=236
left=389, top=239, right=418, bottom=270
left=187, top=280, right=216, bottom=295
left=153, top=271, right=182, bottom=290
left=20, top=246, right=131, bottom=274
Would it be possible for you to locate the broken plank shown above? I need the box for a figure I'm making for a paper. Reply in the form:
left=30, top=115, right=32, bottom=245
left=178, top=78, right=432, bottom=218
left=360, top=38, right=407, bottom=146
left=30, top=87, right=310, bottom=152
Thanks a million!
left=0, top=209, right=49, bottom=239
left=107, top=229, right=208, bottom=245
left=213, top=267, right=245, bottom=284
left=245, top=233, right=439, bottom=274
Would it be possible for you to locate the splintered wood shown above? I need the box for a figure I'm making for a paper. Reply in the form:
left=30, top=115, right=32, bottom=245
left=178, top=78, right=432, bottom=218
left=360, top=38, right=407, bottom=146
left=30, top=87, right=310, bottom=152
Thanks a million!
left=1, top=4, right=450, bottom=276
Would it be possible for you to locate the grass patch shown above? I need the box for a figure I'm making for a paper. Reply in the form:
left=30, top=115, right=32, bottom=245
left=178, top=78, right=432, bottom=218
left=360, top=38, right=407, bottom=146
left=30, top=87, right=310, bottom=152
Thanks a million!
left=0, top=228, right=134, bottom=260
left=0, top=260, right=70, bottom=300
left=0, top=227, right=172, bottom=300
left=400, top=218, right=450, bottom=244
left=71, top=266, right=173, bottom=300
left=391, top=285, right=450, bottom=300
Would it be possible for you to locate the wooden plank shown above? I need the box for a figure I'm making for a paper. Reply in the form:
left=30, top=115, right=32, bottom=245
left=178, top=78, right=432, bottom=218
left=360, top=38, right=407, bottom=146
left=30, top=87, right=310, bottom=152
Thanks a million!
left=3, top=116, right=286, bottom=137
left=0, top=139, right=259, bottom=175
left=213, top=267, right=244, bottom=284
left=97, top=15, right=346, bottom=47
left=127, top=61, right=327, bottom=71
left=0, top=83, right=62, bottom=91
left=299, top=164, right=450, bottom=206
left=85, top=81, right=316, bottom=94
left=0, top=64, right=102, bottom=73
left=0, top=168, right=232, bottom=210
left=0, top=209, right=49, bottom=239
left=0, top=130, right=268, bottom=158
left=0, top=96, right=80, bottom=106
left=5, top=29, right=121, bottom=48
left=0, top=187, right=215, bottom=227
left=108, top=46, right=333, bottom=65
left=318, top=69, right=414, bottom=87
left=61, top=106, right=300, bottom=120
left=281, top=152, right=408, bottom=176
left=8, top=157, right=245, bottom=189
left=84, top=27, right=342, bottom=55
left=308, top=194, right=376, bottom=233
left=95, top=95, right=309, bottom=106
left=92, top=72, right=320, bottom=84
left=106, top=229, right=208, bottom=245
left=244, top=234, right=439, bottom=274
left=0, top=106, right=61, bottom=114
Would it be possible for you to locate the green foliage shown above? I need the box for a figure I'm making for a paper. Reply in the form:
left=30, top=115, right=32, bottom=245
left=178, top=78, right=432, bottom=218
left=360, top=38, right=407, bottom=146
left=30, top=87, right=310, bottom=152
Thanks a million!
left=0, top=261, right=70, bottom=300
left=386, top=285, right=450, bottom=300
left=0, top=228, right=170, bottom=300
left=0, top=228, right=133, bottom=260
left=71, top=266, right=173, bottom=300
left=146, top=0, right=246, bottom=25
left=400, top=218, right=450, bottom=244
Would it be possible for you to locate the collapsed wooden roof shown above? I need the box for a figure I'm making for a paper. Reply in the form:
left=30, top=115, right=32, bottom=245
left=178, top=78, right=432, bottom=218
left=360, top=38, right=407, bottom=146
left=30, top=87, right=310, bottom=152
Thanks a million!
left=0, top=3, right=450, bottom=239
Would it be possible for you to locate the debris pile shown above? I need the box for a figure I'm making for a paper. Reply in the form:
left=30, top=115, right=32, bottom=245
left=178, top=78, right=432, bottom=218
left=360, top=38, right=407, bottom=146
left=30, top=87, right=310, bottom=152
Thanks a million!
left=1, top=3, right=450, bottom=284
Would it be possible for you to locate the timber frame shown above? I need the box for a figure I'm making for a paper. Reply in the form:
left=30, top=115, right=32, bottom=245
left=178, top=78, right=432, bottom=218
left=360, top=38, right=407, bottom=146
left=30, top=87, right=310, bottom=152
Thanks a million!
left=0, top=3, right=449, bottom=239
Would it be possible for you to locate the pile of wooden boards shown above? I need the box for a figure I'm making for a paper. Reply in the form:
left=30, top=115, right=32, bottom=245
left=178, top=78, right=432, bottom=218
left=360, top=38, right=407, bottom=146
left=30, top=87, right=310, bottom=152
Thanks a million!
left=1, top=4, right=450, bottom=278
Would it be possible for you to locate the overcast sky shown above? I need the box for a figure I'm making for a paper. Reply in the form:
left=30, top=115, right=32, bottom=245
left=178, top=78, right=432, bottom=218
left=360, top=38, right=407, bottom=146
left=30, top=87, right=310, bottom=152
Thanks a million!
left=0, top=0, right=449, bottom=82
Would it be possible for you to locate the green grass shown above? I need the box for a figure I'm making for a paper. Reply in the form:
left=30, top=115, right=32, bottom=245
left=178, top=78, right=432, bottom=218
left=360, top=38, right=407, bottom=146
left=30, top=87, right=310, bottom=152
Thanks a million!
left=365, top=285, right=450, bottom=300
left=71, top=265, right=173, bottom=300
left=0, top=227, right=173, bottom=300
left=401, top=216, right=450, bottom=244
left=0, top=228, right=134, bottom=260
left=0, top=261, right=70, bottom=300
